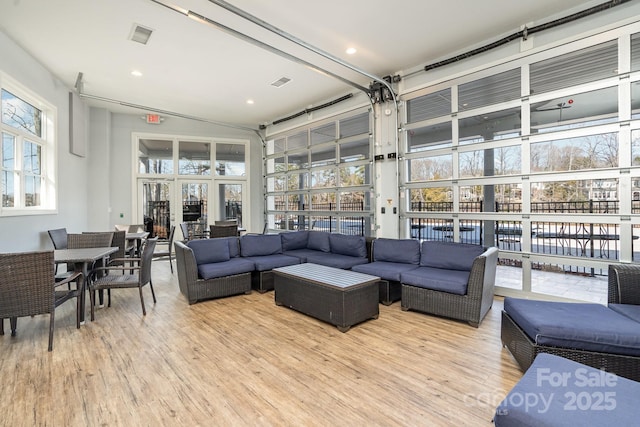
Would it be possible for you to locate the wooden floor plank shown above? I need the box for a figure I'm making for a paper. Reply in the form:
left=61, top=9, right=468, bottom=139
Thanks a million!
left=0, top=259, right=522, bottom=426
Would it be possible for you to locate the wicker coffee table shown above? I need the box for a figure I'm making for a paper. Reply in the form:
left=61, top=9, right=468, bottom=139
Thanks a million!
left=273, top=263, right=380, bottom=332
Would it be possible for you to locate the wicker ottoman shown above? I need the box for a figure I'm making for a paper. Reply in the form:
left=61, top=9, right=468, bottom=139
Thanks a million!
left=273, top=263, right=380, bottom=332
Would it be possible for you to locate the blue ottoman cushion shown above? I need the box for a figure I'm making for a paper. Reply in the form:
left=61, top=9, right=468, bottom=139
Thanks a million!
left=495, top=353, right=638, bottom=426
left=504, top=298, right=640, bottom=356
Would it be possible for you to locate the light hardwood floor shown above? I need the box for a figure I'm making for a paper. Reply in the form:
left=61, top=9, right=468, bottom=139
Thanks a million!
left=0, top=259, right=523, bottom=426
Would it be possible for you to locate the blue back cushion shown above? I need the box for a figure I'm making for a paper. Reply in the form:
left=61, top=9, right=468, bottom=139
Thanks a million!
left=307, top=231, right=330, bottom=252
left=240, top=234, right=282, bottom=256
left=374, top=238, right=420, bottom=264
left=187, top=238, right=230, bottom=265
left=420, top=241, right=484, bottom=271
left=329, top=233, right=366, bottom=257
left=280, top=231, right=309, bottom=251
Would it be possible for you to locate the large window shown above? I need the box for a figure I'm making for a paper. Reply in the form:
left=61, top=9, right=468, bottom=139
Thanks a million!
left=401, top=27, right=640, bottom=304
left=0, top=81, right=55, bottom=214
left=265, top=108, right=373, bottom=235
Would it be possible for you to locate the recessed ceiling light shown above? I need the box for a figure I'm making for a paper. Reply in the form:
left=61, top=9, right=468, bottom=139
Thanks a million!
left=346, top=47, right=357, bottom=55
left=270, top=77, right=291, bottom=88
left=246, top=99, right=254, bottom=105
left=131, top=70, right=143, bottom=77
left=129, top=24, right=153, bottom=45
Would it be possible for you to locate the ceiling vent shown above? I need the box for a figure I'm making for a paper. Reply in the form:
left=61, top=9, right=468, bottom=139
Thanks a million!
left=270, top=77, right=291, bottom=88
left=129, top=24, right=153, bottom=45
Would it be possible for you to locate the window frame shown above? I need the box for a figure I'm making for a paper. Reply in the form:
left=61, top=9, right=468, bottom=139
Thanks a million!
left=0, top=73, right=56, bottom=216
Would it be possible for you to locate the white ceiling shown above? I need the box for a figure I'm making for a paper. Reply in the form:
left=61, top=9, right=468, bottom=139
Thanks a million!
left=0, top=0, right=597, bottom=130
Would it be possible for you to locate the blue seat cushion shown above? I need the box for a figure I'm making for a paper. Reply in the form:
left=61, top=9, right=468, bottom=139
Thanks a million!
left=373, top=238, right=420, bottom=264
left=352, top=261, right=419, bottom=282
left=303, top=252, right=369, bottom=269
left=245, top=254, right=300, bottom=271
left=307, top=231, right=330, bottom=252
left=197, top=258, right=255, bottom=280
left=608, top=303, right=640, bottom=323
left=495, top=353, right=639, bottom=427
left=504, top=298, right=640, bottom=356
left=282, top=248, right=323, bottom=263
left=280, top=231, right=309, bottom=251
left=400, top=266, right=470, bottom=295
left=420, top=241, right=484, bottom=271
left=329, top=233, right=367, bottom=258
left=240, top=234, right=282, bottom=257
left=187, top=238, right=230, bottom=264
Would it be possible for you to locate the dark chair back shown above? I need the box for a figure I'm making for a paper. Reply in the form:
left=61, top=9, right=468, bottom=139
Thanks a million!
left=209, top=224, right=238, bottom=238
left=179, top=223, right=190, bottom=241
left=48, top=228, right=68, bottom=249
left=68, top=233, right=113, bottom=249
left=140, top=237, right=158, bottom=286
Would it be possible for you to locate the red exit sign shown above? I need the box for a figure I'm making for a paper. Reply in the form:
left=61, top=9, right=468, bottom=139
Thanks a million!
left=146, top=114, right=161, bottom=124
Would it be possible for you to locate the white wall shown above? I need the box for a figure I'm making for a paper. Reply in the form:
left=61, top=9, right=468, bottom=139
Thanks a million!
left=0, top=31, right=90, bottom=252
left=91, top=110, right=264, bottom=233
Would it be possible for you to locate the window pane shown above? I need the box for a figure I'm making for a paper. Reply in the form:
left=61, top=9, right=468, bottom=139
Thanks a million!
left=311, top=145, right=335, bottom=167
left=267, top=156, right=285, bottom=174
left=2, top=133, right=15, bottom=169
left=1, top=89, right=42, bottom=137
left=631, top=32, right=640, bottom=72
left=24, top=175, right=41, bottom=207
left=409, top=187, right=452, bottom=208
left=339, top=112, right=369, bottom=138
left=408, top=122, right=452, bottom=152
left=216, top=143, right=245, bottom=176
left=340, top=138, right=369, bottom=162
left=2, top=171, right=14, bottom=207
left=406, top=88, right=451, bottom=123
left=339, top=191, right=371, bottom=211
left=530, top=133, right=618, bottom=172
left=632, top=81, right=640, bottom=120
left=179, top=141, right=210, bottom=175
left=339, top=164, right=370, bottom=186
left=287, top=193, right=306, bottom=211
left=287, top=131, right=307, bottom=150
left=287, top=152, right=308, bottom=169
left=23, top=141, right=41, bottom=174
left=408, top=154, right=453, bottom=181
left=310, top=193, right=337, bottom=210
left=288, top=171, right=308, bottom=190
left=531, top=87, right=618, bottom=133
left=459, top=68, right=521, bottom=111
left=531, top=180, right=619, bottom=204
left=138, top=139, right=173, bottom=174
left=459, top=106, right=521, bottom=144
left=182, top=183, right=208, bottom=225
left=311, top=122, right=335, bottom=144
left=459, top=145, right=521, bottom=178
left=267, top=175, right=285, bottom=192
left=632, top=129, right=640, bottom=166
left=310, top=168, right=336, bottom=188
left=530, top=40, right=617, bottom=94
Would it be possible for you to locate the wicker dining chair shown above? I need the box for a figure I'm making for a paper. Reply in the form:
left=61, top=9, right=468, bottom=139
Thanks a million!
left=209, top=224, right=239, bottom=238
left=48, top=227, right=69, bottom=277
left=0, top=251, right=83, bottom=351
left=88, top=237, right=158, bottom=319
left=152, top=225, right=176, bottom=273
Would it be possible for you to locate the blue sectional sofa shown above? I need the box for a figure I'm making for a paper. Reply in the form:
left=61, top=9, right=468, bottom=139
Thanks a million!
left=174, top=230, right=498, bottom=321
left=174, top=231, right=371, bottom=302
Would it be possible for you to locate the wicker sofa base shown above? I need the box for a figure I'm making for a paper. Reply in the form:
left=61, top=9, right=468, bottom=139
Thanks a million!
left=184, top=272, right=252, bottom=305
left=379, top=280, right=401, bottom=306
left=501, top=310, right=640, bottom=382
left=401, top=284, right=490, bottom=327
left=274, top=271, right=379, bottom=332
left=252, top=270, right=274, bottom=293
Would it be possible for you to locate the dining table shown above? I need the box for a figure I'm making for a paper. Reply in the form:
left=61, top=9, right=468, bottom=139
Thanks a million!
left=54, top=246, right=118, bottom=324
